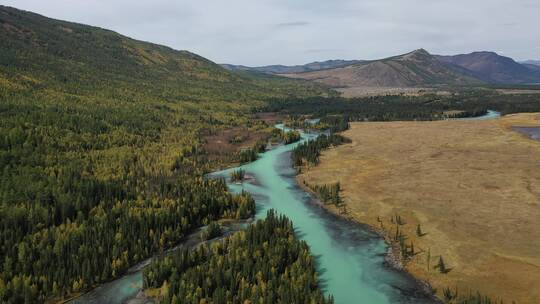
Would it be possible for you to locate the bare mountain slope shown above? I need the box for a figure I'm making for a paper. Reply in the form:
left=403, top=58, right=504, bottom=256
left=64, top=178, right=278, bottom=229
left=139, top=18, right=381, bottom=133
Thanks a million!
left=282, top=49, right=482, bottom=88
left=436, top=52, right=540, bottom=84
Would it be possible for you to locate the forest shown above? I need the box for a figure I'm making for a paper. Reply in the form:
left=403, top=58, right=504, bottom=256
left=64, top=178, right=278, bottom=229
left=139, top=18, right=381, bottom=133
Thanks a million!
left=270, top=128, right=302, bottom=144
left=264, top=89, right=540, bottom=122
left=0, top=6, right=327, bottom=303
left=292, top=134, right=351, bottom=167
left=143, top=210, right=333, bottom=304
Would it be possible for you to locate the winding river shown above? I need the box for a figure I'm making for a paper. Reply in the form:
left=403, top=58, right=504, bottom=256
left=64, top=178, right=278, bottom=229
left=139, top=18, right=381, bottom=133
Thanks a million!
left=72, top=119, right=469, bottom=304
left=211, top=124, right=436, bottom=304
left=452, top=109, right=501, bottom=121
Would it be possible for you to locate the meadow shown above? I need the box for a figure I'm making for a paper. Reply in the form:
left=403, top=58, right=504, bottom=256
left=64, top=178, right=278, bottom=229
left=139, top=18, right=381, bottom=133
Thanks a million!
left=298, top=113, right=540, bottom=303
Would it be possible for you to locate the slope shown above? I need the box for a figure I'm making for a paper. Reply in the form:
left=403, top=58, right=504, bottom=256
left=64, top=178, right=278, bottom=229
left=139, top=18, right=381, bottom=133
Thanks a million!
left=282, top=49, right=482, bottom=88
left=436, top=52, right=540, bottom=84
left=521, top=60, right=540, bottom=67
left=0, top=5, right=329, bottom=102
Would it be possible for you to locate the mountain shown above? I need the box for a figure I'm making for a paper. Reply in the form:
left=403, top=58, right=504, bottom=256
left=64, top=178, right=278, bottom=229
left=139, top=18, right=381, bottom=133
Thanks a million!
left=521, top=60, right=540, bottom=67
left=221, top=59, right=363, bottom=74
left=524, top=64, right=540, bottom=73
left=0, top=6, right=328, bottom=102
left=282, top=49, right=483, bottom=88
left=436, top=52, right=540, bottom=84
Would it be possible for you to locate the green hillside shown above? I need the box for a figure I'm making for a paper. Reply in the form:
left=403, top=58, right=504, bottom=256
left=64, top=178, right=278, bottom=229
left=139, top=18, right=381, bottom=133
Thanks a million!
left=0, top=6, right=328, bottom=101
left=0, top=6, right=329, bottom=303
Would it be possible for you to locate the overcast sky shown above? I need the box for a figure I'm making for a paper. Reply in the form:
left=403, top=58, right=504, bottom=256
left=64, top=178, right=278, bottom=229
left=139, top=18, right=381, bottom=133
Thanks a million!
left=3, top=0, right=539, bottom=65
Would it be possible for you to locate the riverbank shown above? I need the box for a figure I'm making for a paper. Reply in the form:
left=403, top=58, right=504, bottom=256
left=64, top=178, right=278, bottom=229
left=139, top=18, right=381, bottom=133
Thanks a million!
left=298, top=113, right=540, bottom=303
left=211, top=125, right=440, bottom=304
left=295, top=176, right=438, bottom=300
left=65, top=218, right=252, bottom=304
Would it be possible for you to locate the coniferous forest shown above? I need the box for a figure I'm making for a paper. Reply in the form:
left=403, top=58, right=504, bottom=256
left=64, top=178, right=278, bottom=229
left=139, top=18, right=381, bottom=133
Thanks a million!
left=0, top=6, right=326, bottom=303
left=143, top=210, right=333, bottom=304
left=292, top=134, right=351, bottom=167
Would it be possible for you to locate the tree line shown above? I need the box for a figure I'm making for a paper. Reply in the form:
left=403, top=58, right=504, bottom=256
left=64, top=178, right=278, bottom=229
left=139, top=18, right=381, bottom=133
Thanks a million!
left=263, top=89, right=540, bottom=122
left=292, top=134, right=351, bottom=167
left=143, top=210, right=333, bottom=304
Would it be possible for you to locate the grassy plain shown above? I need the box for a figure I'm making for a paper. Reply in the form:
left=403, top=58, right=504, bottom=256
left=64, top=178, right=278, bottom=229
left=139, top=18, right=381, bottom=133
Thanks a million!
left=298, top=113, right=540, bottom=303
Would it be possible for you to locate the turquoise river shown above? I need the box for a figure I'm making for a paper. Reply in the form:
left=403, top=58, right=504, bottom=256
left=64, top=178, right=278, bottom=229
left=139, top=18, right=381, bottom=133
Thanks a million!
left=211, top=125, right=437, bottom=304
left=72, top=123, right=447, bottom=304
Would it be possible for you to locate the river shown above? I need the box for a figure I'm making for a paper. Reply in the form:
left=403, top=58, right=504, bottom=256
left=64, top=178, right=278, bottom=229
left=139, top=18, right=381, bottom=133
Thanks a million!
left=211, top=124, right=437, bottom=304
left=69, top=222, right=249, bottom=304
left=71, top=123, right=444, bottom=304
left=452, top=110, right=501, bottom=121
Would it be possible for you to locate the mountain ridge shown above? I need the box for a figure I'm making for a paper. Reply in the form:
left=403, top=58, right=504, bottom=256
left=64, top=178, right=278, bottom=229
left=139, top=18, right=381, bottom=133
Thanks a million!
left=221, top=59, right=364, bottom=74
left=224, top=50, right=540, bottom=87
left=280, top=49, right=483, bottom=88
left=0, top=5, right=329, bottom=102
left=435, top=51, right=540, bottom=84
left=521, top=60, right=540, bottom=67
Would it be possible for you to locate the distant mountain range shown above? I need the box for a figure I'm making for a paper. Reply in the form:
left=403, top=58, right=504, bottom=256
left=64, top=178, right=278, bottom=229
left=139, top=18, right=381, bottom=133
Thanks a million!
left=225, top=50, right=540, bottom=87
left=436, top=52, right=540, bottom=84
left=279, top=49, right=483, bottom=87
left=521, top=60, right=540, bottom=67
left=221, top=59, right=363, bottom=74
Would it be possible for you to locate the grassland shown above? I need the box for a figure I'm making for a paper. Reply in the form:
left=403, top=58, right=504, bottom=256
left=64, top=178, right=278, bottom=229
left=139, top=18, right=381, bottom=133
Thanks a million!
left=298, top=113, right=540, bottom=303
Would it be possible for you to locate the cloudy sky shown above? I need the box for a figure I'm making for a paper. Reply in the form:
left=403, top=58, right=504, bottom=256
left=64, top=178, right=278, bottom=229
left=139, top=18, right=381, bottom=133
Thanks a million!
left=3, top=0, right=539, bottom=65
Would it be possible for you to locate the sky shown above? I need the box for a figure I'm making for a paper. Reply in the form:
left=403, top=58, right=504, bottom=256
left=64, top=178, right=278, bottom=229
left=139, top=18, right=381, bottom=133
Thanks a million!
left=2, top=0, right=539, bottom=66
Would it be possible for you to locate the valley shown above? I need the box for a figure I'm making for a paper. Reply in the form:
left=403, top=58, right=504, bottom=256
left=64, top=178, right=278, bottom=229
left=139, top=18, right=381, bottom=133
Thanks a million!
left=1, top=3, right=540, bottom=304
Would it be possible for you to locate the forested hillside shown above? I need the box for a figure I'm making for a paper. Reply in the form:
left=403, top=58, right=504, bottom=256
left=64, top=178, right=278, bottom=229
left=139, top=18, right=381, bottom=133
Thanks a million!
left=0, top=6, right=329, bottom=102
left=0, top=5, right=329, bottom=303
left=143, top=210, right=333, bottom=304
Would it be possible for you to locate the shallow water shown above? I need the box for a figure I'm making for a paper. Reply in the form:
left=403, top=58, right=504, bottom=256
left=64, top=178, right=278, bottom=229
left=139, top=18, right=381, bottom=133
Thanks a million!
left=212, top=125, right=435, bottom=304
left=454, top=110, right=501, bottom=121
left=70, top=272, right=143, bottom=304
left=69, top=223, right=246, bottom=304
left=513, top=126, right=540, bottom=140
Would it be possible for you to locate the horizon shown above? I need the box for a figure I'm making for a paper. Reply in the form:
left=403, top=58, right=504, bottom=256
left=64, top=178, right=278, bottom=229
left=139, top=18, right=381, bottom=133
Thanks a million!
left=1, top=1, right=539, bottom=66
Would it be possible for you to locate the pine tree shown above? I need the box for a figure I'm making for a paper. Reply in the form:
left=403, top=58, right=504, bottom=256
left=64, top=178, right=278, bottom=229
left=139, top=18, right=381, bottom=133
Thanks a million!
left=437, top=256, right=447, bottom=273
left=416, top=224, right=424, bottom=237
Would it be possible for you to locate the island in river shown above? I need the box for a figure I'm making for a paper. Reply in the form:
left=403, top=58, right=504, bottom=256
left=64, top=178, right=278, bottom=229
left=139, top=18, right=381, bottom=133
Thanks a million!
left=68, top=123, right=439, bottom=304
left=298, top=113, right=540, bottom=303
left=211, top=124, right=438, bottom=304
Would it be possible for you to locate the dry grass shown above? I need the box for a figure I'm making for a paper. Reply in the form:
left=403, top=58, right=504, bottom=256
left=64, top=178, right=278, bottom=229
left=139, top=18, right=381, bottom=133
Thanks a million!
left=299, top=113, right=540, bottom=303
left=202, top=127, right=267, bottom=156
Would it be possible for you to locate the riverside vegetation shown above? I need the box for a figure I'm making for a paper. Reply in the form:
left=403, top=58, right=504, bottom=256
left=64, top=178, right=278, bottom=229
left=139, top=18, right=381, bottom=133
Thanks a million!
left=143, top=210, right=333, bottom=304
